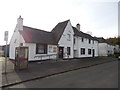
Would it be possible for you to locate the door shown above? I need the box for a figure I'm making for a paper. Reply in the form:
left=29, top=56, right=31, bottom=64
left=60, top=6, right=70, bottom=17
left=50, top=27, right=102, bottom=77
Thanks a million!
left=92, top=49, right=95, bottom=57
left=59, top=47, right=64, bottom=58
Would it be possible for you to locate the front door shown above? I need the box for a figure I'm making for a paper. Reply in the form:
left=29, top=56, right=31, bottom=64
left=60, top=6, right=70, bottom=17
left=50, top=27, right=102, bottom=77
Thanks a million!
left=59, top=47, right=64, bottom=58
left=92, top=49, right=95, bottom=57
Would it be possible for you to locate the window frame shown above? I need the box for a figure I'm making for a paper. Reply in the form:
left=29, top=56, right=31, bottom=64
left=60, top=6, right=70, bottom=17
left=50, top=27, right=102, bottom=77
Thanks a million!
left=82, top=37, right=84, bottom=42
left=74, top=38, right=76, bottom=44
left=67, top=47, right=71, bottom=55
left=93, top=40, right=94, bottom=44
left=89, top=39, right=91, bottom=44
left=36, top=44, right=47, bottom=54
left=88, top=49, right=91, bottom=55
left=67, top=34, right=71, bottom=41
left=81, top=48, right=85, bottom=55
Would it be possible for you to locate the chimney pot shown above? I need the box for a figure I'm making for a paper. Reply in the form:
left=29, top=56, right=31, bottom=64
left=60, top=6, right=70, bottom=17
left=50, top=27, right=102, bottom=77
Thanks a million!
left=76, top=23, right=80, bottom=31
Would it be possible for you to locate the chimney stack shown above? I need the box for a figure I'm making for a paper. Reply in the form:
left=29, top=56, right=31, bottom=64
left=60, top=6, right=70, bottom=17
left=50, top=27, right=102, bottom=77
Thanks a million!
left=17, top=15, right=23, bottom=30
left=76, top=23, right=80, bottom=31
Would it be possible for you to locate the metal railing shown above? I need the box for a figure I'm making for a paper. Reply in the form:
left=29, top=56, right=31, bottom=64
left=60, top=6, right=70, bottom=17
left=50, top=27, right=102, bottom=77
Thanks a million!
left=34, top=54, right=59, bottom=60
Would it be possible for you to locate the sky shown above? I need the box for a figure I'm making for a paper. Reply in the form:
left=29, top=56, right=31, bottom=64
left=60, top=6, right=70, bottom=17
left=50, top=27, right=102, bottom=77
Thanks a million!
left=0, top=0, right=119, bottom=45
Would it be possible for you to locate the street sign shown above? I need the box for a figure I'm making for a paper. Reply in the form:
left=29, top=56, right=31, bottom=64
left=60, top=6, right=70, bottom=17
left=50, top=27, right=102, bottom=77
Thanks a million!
left=4, top=31, right=8, bottom=41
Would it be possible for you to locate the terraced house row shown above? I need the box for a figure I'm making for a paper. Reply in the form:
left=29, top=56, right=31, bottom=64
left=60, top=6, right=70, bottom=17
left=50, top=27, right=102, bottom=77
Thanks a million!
left=9, top=16, right=119, bottom=61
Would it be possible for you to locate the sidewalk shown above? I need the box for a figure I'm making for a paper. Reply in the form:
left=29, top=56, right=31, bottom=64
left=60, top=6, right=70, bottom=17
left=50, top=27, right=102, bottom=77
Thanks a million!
left=2, top=57, right=117, bottom=88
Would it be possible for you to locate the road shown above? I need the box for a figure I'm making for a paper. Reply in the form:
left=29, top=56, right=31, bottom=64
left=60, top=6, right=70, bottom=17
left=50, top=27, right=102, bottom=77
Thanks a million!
left=5, top=60, right=118, bottom=88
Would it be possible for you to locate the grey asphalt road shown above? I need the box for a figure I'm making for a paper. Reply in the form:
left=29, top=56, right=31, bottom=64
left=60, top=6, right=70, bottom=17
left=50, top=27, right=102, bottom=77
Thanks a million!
left=6, top=60, right=118, bottom=88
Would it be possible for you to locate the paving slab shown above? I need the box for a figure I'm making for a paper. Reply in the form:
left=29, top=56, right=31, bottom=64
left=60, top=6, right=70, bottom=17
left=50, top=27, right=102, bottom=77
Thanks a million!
left=1, top=57, right=117, bottom=88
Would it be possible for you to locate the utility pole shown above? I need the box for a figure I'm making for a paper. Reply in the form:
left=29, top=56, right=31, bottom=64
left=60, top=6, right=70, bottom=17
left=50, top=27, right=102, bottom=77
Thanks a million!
left=4, top=31, right=8, bottom=74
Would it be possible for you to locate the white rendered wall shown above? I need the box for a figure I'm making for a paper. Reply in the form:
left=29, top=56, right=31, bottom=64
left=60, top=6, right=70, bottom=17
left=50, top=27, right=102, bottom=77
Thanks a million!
left=114, top=45, right=120, bottom=53
left=58, top=21, right=74, bottom=58
left=9, top=16, right=24, bottom=60
left=98, top=43, right=108, bottom=56
left=108, top=44, right=113, bottom=55
left=24, top=43, right=58, bottom=61
left=9, top=30, right=25, bottom=59
left=74, top=36, right=98, bottom=58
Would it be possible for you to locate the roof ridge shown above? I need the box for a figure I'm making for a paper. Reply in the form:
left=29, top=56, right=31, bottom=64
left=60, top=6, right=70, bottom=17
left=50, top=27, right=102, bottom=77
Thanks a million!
left=72, top=26, right=93, bottom=37
left=23, top=26, right=51, bottom=33
left=58, top=19, right=70, bottom=24
left=51, top=19, right=69, bottom=43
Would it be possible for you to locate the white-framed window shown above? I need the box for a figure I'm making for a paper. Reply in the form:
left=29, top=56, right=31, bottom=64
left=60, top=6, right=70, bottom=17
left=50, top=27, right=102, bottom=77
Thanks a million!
left=67, top=47, right=71, bottom=55
left=74, top=38, right=76, bottom=44
left=88, top=49, right=91, bottom=54
left=81, top=48, right=85, bottom=55
left=53, top=47, right=57, bottom=53
left=67, top=34, right=71, bottom=41
left=89, top=39, right=91, bottom=44
left=36, top=44, right=47, bottom=54
left=93, top=40, right=94, bottom=44
left=82, top=37, right=84, bottom=42
left=49, top=46, right=52, bottom=53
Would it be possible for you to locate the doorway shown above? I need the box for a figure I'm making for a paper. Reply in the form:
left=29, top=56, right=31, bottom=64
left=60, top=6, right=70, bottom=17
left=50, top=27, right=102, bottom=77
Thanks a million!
left=59, top=47, right=64, bottom=59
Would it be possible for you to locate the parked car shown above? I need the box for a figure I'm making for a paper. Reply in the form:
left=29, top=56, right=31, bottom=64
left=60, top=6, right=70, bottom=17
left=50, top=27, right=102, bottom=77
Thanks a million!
left=118, top=56, right=120, bottom=60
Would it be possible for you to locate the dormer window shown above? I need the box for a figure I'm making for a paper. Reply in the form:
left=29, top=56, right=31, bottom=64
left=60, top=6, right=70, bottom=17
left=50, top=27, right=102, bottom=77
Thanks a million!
left=67, top=34, right=71, bottom=41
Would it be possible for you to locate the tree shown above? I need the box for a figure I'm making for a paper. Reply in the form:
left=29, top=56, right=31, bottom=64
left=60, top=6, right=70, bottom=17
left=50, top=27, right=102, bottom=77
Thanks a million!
left=106, top=37, right=120, bottom=46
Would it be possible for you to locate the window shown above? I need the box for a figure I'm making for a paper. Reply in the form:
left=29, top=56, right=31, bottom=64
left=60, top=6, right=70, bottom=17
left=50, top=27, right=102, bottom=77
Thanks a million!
left=88, top=49, right=91, bottom=54
left=93, top=40, right=94, bottom=44
left=74, top=38, right=75, bottom=44
left=81, top=48, right=85, bottom=55
left=89, top=39, right=91, bottom=44
left=67, top=34, right=71, bottom=41
left=82, top=37, right=84, bottom=42
left=67, top=47, right=70, bottom=55
left=36, top=44, right=47, bottom=54
left=53, top=47, right=57, bottom=53
left=49, top=46, right=52, bottom=53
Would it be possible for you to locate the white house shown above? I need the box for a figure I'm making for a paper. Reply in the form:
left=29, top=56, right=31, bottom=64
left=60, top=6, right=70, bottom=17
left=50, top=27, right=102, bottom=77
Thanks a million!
left=9, top=16, right=100, bottom=61
left=9, top=16, right=58, bottom=61
left=73, top=24, right=98, bottom=58
left=114, top=45, right=120, bottom=53
left=96, top=37, right=115, bottom=56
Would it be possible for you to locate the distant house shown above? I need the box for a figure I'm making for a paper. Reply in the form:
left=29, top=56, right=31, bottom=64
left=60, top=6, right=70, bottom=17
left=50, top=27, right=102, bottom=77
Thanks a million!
left=0, top=45, right=9, bottom=57
left=114, top=45, right=120, bottom=53
left=0, top=46, right=4, bottom=56
left=10, top=16, right=116, bottom=61
left=96, top=37, right=114, bottom=56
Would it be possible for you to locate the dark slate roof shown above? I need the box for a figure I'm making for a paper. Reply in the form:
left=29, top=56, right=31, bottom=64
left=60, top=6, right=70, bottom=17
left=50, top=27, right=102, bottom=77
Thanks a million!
left=72, top=26, right=98, bottom=41
left=95, top=37, right=112, bottom=45
left=51, top=20, right=69, bottom=43
left=19, top=26, right=57, bottom=44
left=94, top=37, right=107, bottom=43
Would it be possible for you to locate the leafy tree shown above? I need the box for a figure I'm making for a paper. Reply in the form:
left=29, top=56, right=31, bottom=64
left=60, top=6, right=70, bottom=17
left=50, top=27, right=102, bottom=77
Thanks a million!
left=106, top=36, right=120, bottom=46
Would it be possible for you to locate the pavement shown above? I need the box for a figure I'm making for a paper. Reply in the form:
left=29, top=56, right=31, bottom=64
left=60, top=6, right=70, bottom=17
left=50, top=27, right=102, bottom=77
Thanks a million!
left=1, top=56, right=118, bottom=88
